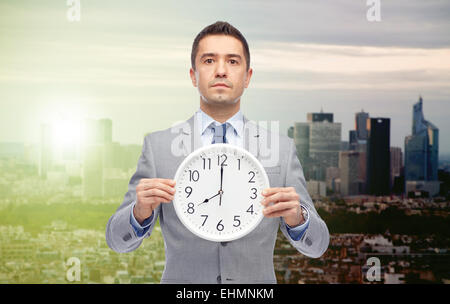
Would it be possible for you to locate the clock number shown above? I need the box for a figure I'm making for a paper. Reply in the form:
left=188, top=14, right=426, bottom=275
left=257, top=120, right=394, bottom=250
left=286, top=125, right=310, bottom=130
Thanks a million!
left=216, top=219, right=224, bottom=231
left=233, top=215, right=241, bottom=227
left=217, top=154, right=227, bottom=166
left=237, top=159, right=241, bottom=170
left=248, top=171, right=255, bottom=183
left=202, top=157, right=211, bottom=170
left=187, top=202, right=195, bottom=214
left=250, top=188, right=257, bottom=199
left=247, top=204, right=254, bottom=215
left=200, top=215, right=208, bottom=226
left=185, top=186, right=192, bottom=198
left=189, top=170, right=200, bottom=182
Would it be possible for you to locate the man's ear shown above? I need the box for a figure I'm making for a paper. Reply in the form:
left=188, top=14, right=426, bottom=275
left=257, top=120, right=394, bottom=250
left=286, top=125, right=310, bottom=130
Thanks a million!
left=189, top=68, right=197, bottom=87
left=244, top=68, right=253, bottom=88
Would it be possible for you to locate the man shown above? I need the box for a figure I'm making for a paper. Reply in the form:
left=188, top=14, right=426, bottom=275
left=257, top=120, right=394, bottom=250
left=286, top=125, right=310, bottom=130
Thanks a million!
left=106, top=21, right=329, bottom=284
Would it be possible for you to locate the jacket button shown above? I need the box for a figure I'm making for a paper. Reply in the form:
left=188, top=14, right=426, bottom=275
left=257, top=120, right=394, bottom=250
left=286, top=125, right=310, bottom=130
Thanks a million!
left=217, top=275, right=222, bottom=283
left=221, top=242, right=228, bottom=247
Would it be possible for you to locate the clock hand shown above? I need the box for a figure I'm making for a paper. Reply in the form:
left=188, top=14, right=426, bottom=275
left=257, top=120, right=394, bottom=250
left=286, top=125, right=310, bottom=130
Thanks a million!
left=220, top=165, right=223, bottom=192
left=198, top=192, right=220, bottom=206
left=219, top=164, right=224, bottom=206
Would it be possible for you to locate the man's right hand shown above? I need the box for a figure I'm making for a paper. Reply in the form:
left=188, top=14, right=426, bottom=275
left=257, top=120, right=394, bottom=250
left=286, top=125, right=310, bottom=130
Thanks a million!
left=134, top=178, right=176, bottom=225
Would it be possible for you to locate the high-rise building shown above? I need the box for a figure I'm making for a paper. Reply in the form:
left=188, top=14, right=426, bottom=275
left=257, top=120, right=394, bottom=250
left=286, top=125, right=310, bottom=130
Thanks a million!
left=83, top=144, right=104, bottom=198
left=326, top=167, right=340, bottom=193
left=307, top=111, right=333, bottom=123
left=390, top=147, right=403, bottom=186
left=39, top=124, right=53, bottom=178
left=404, top=96, right=439, bottom=196
left=293, top=122, right=310, bottom=167
left=366, top=118, right=391, bottom=195
left=339, top=151, right=366, bottom=196
left=292, top=112, right=341, bottom=181
left=405, top=97, right=439, bottom=181
left=82, top=119, right=113, bottom=199
left=349, top=130, right=358, bottom=150
left=355, top=111, right=369, bottom=140
left=309, top=120, right=341, bottom=180
left=82, top=118, right=112, bottom=146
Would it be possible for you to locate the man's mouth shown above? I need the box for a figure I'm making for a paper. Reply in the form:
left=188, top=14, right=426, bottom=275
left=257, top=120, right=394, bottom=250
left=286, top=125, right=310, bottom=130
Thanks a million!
left=212, top=83, right=230, bottom=88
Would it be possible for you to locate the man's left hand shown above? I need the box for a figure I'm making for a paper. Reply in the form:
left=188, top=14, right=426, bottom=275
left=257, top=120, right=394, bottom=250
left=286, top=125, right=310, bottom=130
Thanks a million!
left=260, top=187, right=304, bottom=227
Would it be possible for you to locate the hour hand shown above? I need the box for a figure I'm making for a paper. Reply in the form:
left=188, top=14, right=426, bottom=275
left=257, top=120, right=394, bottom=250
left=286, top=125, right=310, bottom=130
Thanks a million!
left=198, top=192, right=220, bottom=206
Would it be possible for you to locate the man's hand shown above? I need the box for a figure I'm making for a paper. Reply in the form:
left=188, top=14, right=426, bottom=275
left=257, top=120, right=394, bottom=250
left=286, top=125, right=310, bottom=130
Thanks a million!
left=260, top=187, right=304, bottom=227
left=134, top=178, right=176, bottom=224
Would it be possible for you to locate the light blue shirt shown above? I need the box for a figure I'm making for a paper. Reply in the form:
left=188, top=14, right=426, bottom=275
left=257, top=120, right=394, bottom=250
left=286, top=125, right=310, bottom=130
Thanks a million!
left=130, top=108, right=309, bottom=241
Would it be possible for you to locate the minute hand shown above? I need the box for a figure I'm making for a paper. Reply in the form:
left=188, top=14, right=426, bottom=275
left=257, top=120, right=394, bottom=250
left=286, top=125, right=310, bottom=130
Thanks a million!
left=219, top=165, right=224, bottom=206
left=220, top=165, right=223, bottom=191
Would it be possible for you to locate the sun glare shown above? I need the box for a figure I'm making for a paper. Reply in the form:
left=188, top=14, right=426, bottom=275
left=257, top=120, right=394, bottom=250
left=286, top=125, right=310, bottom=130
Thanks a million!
left=52, top=118, right=82, bottom=148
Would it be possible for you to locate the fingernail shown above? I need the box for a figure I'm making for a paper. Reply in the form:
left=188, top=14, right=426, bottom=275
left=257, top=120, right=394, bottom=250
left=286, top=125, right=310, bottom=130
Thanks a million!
left=262, top=190, right=267, bottom=195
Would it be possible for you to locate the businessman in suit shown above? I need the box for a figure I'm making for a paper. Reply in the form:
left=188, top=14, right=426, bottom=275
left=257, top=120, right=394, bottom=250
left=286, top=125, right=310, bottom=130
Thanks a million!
left=106, top=21, right=329, bottom=284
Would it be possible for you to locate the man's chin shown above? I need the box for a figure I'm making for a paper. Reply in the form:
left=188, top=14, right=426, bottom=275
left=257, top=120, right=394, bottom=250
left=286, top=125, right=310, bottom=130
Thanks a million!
left=203, top=95, right=237, bottom=105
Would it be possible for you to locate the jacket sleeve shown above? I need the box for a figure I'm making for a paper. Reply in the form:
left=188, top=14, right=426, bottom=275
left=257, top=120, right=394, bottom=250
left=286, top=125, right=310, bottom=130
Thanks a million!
left=105, top=134, right=161, bottom=253
left=279, top=138, right=330, bottom=258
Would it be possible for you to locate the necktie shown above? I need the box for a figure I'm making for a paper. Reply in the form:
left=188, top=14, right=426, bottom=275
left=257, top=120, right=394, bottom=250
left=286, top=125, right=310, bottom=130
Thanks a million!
left=211, top=123, right=228, bottom=144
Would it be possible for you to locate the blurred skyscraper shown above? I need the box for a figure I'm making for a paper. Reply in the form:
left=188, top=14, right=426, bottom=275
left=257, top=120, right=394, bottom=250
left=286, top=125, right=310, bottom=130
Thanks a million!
left=342, top=111, right=370, bottom=196
left=39, top=123, right=53, bottom=179
left=81, top=118, right=141, bottom=200
left=307, top=112, right=334, bottom=123
left=355, top=110, right=369, bottom=140
left=83, top=119, right=112, bottom=145
left=82, top=119, right=113, bottom=199
left=366, top=117, right=391, bottom=196
left=292, top=110, right=341, bottom=181
left=349, top=110, right=369, bottom=151
left=404, top=96, right=439, bottom=197
left=293, top=122, right=310, bottom=167
left=349, top=130, right=358, bottom=150
left=390, top=147, right=404, bottom=194
left=339, top=151, right=366, bottom=196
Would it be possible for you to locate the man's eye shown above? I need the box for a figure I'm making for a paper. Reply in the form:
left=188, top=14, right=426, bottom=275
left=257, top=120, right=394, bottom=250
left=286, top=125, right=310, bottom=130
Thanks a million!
left=230, top=59, right=238, bottom=64
left=204, top=59, right=214, bottom=64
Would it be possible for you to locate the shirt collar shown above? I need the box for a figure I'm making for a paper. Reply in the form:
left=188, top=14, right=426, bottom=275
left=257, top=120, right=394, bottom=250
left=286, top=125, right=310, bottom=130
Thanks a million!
left=197, top=108, right=244, bottom=138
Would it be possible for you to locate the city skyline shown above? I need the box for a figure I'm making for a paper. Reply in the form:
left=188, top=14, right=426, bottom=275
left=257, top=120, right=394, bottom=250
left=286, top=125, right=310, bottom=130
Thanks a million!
left=0, top=1, right=449, bottom=154
left=0, top=96, right=446, bottom=154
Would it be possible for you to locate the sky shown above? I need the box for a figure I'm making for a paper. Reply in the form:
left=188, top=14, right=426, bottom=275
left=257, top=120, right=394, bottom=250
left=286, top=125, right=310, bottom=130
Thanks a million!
left=0, top=0, right=449, bottom=154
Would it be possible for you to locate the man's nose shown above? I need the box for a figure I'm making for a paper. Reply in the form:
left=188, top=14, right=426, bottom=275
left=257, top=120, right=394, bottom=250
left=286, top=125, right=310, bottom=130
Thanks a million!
left=215, top=59, right=227, bottom=78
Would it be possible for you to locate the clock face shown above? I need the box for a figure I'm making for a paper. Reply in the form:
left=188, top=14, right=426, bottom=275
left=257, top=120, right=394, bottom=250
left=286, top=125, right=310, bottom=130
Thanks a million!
left=173, top=143, right=270, bottom=242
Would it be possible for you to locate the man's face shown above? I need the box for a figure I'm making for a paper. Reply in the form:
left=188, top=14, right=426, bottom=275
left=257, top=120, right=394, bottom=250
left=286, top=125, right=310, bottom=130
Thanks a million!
left=190, top=35, right=253, bottom=106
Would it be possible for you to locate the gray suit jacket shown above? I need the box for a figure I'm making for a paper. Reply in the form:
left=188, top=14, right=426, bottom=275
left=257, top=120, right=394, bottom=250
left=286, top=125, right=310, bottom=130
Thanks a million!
left=105, top=114, right=329, bottom=284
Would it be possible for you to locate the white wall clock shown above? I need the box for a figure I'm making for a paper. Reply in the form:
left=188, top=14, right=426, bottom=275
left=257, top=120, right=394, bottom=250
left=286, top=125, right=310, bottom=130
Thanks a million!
left=173, top=143, right=270, bottom=242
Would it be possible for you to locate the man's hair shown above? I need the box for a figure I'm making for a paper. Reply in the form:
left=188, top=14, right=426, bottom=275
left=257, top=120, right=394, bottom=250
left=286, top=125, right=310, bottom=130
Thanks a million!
left=191, top=21, right=250, bottom=71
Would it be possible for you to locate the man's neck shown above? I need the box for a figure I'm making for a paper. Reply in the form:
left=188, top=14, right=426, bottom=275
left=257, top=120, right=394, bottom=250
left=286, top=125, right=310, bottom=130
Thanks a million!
left=200, top=100, right=241, bottom=123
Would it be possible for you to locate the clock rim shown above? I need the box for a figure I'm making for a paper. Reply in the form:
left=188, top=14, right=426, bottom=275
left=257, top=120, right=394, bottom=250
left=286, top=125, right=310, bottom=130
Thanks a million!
left=173, top=143, right=270, bottom=242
